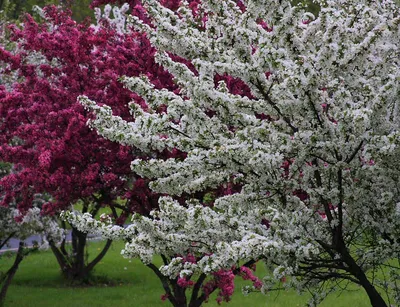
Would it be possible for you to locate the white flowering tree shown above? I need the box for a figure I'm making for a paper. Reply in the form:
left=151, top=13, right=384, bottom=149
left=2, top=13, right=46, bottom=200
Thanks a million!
left=66, top=0, right=400, bottom=306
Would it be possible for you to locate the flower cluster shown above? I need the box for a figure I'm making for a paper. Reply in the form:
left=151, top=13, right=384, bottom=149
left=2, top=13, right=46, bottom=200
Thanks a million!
left=1, top=205, right=63, bottom=250
left=239, top=266, right=263, bottom=290
left=204, top=270, right=235, bottom=304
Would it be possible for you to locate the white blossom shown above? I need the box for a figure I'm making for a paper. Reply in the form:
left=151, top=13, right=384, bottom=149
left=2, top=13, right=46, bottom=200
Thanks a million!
left=72, top=0, right=400, bottom=304
left=1, top=206, right=63, bottom=250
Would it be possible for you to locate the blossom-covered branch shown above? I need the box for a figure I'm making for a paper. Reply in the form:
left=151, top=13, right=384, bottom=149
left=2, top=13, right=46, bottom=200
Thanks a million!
left=72, top=0, right=399, bottom=306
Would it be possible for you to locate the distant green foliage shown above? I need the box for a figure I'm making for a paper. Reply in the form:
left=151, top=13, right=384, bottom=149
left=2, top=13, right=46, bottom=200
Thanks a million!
left=0, top=162, right=11, bottom=179
left=0, top=0, right=54, bottom=20
left=68, top=0, right=95, bottom=22
left=292, top=0, right=320, bottom=16
left=0, top=0, right=94, bottom=22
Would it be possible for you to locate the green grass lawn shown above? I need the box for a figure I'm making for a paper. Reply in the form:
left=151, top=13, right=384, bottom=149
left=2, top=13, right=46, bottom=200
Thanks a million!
left=1, top=241, right=371, bottom=307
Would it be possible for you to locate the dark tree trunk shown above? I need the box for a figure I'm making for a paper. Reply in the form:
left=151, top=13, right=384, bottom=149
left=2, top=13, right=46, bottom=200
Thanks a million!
left=188, top=296, right=206, bottom=307
left=0, top=242, right=26, bottom=306
left=327, top=224, right=388, bottom=307
left=341, top=248, right=387, bottom=307
left=360, top=278, right=388, bottom=307
left=147, top=261, right=214, bottom=307
left=172, top=280, right=188, bottom=307
left=189, top=273, right=208, bottom=307
left=146, top=258, right=256, bottom=307
left=314, top=166, right=388, bottom=307
left=49, top=227, right=112, bottom=283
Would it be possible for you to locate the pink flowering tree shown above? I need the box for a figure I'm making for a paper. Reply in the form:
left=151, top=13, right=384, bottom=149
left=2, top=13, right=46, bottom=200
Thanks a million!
left=0, top=4, right=168, bottom=281
left=1, top=161, right=62, bottom=306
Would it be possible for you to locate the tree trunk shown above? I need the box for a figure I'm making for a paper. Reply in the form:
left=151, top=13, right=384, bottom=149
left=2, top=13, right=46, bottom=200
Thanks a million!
left=188, top=298, right=205, bottom=307
left=0, top=242, right=26, bottom=306
left=50, top=227, right=112, bottom=283
left=361, top=279, right=388, bottom=307
left=341, top=246, right=387, bottom=307
left=172, top=281, right=188, bottom=307
left=70, top=227, right=87, bottom=280
left=189, top=273, right=208, bottom=307
left=348, top=259, right=387, bottom=307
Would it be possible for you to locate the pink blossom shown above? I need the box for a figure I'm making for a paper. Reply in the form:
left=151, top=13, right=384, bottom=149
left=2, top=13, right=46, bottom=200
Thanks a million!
left=160, top=293, right=169, bottom=301
left=240, top=266, right=263, bottom=290
left=177, top=277, right=195, bottom=288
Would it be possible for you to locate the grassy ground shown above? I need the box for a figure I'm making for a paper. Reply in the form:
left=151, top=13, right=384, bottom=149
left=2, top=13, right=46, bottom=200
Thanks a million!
left=1, top=241, right=370, bottom=307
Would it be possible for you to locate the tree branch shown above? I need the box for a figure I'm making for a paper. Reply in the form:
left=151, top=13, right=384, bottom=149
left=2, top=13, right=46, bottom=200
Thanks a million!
left=254, top=78, right=298, bottom=133
left=0, top=232, right=15, bottom=250
left=85, top=239, right=112, bottom=273
left=146, top=263, right=177, bottom=306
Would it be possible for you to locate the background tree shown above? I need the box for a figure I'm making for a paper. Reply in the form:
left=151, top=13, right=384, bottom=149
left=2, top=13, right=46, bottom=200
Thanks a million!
left=0, top=4, right=165, bottom=282
left=69, top=0, right=400, bottom=306
left=0, top=0, right=94, bottom=22
left=0, top=205, right=62, bottom=306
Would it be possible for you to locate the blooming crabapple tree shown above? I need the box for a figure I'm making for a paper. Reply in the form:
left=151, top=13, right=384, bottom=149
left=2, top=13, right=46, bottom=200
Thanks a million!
left=0, top=4, right=169, bottom=281
left=0, top=204, right=63, bottom=305
left=68, top=0, right=400, bottom=306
